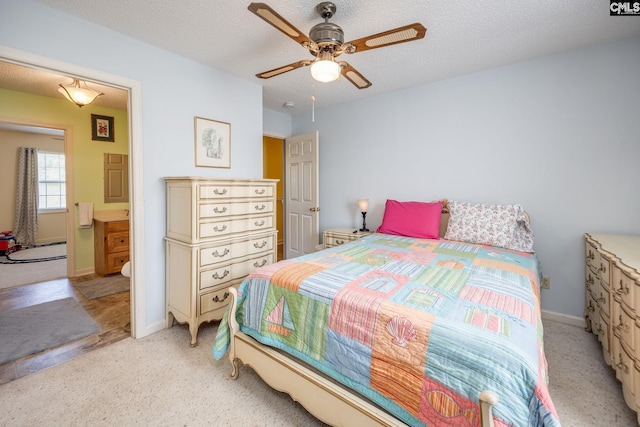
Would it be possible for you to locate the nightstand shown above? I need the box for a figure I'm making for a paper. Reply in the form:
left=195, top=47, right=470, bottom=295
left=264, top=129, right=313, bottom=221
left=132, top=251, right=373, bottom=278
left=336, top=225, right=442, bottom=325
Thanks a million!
left=322, top=228, right=373, bottom=249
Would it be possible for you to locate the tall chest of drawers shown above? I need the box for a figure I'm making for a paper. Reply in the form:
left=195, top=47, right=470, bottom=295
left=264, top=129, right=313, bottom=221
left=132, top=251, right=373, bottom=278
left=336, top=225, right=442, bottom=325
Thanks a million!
left=584, top=233, right=640, bottom=422
left=165, top=177, right=278, bottom=346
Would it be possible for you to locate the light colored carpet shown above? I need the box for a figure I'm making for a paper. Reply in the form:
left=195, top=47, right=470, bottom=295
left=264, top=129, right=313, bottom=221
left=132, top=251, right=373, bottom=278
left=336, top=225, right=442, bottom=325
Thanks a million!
left=0, top=319, right=636, bottom=426
left=0, top=323, right=326, bottom=426
left=74, top=275, right=130, bottom=300
left=544, top=319, right=638, bottom=426
left=0, top=297, right=101, bottom=365
left=0, top=244, right=67, bottom=290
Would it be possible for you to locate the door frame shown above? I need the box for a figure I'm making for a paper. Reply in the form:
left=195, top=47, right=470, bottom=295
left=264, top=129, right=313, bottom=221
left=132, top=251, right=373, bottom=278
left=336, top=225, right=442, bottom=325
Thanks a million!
left=0, top=45, right=147, bottom=339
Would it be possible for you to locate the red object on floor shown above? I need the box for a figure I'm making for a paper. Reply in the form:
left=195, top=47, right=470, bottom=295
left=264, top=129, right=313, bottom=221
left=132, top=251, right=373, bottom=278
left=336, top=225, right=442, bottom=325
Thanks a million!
left=0, top=234, right=15, bottom=254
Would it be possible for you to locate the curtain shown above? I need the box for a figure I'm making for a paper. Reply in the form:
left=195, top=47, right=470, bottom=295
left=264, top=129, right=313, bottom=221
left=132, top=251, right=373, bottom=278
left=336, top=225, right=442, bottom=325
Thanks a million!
left=14, top=147, right=39, bottom=246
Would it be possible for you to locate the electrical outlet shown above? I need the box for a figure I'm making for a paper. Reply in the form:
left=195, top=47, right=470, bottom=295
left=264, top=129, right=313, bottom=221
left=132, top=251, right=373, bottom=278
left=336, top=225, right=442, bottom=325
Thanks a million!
left=541, top=276, right=550, bottom=289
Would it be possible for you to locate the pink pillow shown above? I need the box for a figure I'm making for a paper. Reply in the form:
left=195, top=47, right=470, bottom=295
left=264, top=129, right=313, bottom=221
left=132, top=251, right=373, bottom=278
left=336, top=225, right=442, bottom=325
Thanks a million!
left=376, top=199, right=443, bottom=239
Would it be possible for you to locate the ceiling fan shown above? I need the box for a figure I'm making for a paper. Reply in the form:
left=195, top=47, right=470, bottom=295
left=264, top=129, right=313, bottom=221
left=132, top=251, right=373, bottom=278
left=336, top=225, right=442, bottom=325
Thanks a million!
left=248, top=2, right=427, bottom=89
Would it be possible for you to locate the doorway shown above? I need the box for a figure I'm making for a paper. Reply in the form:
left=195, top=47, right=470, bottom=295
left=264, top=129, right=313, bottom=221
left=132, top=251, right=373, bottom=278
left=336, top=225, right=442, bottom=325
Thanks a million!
left=0, top=46, right=145, bottom=339
left=0, top=124, right=68, bottom=287
left=263, top=131, right=320, bottom=261
left=262, top=135, right=284, bottom=261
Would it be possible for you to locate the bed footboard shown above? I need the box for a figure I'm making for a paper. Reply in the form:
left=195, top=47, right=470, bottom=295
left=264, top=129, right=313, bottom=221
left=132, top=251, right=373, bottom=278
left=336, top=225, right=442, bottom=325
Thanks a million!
left=226, top=288, right=497, bottom=427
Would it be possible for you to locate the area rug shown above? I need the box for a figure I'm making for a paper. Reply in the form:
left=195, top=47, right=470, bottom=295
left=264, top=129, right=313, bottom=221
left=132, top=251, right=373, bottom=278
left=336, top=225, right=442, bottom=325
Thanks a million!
left=0, top=297, right=101, bottom=365
left=74, top=275, right=130, bottom=300
left=4, top=243, right=66, bottom=263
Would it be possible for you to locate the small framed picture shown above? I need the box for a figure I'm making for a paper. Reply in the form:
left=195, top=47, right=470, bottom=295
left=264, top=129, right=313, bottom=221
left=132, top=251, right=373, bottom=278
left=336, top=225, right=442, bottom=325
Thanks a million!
left=194, top=117, right=230, bottom=168
left=91, top=114, right=114, bottom=142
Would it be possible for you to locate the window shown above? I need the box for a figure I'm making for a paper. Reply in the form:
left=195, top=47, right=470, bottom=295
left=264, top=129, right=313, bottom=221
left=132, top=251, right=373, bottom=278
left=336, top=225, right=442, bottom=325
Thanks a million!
left=38, top=151, right=66, bottom=210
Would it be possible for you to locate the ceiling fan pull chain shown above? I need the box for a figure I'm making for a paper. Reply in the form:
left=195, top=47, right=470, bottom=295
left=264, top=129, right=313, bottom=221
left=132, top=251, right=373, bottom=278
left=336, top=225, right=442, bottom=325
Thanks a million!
left=311, top=84, right=316, bottom=122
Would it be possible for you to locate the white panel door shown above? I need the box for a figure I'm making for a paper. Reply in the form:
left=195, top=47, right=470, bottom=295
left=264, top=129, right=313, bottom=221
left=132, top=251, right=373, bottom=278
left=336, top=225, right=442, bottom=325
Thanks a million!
left=285, top=131, right=319, bottom=259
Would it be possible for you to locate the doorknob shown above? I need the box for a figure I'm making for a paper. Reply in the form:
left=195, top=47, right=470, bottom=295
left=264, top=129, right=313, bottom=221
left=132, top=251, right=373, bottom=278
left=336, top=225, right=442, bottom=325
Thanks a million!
left=309, top=207, right=320, bottom=212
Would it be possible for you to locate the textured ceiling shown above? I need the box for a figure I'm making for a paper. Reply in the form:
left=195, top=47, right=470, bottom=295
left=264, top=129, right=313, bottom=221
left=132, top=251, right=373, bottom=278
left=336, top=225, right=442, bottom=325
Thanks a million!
left=0, top=61, right=128, bottom=110
left=4, top=1, right=640, bottom=114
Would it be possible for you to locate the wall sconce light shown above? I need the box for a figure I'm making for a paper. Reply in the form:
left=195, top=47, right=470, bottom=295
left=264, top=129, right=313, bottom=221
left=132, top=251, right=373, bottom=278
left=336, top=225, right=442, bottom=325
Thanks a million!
left=358, top=198, right=369, bottom=232
left=58, top=78, right=104, bottom=108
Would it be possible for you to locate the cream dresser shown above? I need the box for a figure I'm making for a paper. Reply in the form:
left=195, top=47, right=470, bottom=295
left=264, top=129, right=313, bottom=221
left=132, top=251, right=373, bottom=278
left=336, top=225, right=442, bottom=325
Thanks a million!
left=165, top=177, right=278, bottom=346
left=584, top=233, right=640, bottom=423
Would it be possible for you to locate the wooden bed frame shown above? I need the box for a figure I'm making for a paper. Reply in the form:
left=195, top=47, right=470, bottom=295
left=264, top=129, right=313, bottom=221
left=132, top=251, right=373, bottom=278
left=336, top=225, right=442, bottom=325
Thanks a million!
left=226, top=287, right=499, bottom=427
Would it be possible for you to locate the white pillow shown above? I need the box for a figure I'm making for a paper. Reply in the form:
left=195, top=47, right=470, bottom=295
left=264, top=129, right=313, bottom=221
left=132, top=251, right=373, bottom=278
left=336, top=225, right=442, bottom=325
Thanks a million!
left=444, top=201, right=534, bottom=252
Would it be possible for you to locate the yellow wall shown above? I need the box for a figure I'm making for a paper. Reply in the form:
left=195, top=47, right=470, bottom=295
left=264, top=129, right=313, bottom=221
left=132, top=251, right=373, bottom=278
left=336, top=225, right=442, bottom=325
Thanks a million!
left=262, top=136, right=283, bottom=257
left=0, top=88, right=129, bottom=273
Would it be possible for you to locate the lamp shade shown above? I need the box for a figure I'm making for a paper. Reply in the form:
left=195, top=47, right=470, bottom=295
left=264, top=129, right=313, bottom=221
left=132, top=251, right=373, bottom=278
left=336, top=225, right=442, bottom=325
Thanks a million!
left=310, top=53, right=340, bottom=83
left=358, top=198, right=369, bottom=212
left=58, top=79, right=104, bottom=108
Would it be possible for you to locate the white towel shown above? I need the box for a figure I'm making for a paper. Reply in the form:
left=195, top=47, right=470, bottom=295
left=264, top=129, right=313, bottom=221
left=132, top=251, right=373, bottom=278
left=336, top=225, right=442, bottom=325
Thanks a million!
left=78, top=203, right=94, bottom=228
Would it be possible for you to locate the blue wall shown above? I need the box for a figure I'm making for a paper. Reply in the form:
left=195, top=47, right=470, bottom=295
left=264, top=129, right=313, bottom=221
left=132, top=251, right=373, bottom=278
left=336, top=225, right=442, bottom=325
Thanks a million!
left=3, top=0, right=638, bottom=324
left=292, top=35, right=640, bottom=320
left=1, top=0, right=264, bottom=335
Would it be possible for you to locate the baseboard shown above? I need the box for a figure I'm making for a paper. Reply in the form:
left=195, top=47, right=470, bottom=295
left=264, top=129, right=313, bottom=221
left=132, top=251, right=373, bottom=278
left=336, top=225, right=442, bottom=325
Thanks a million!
left=72, top=267, right=95, bottom=278
left=541, top=309, right=586, bottom=328
left=35, top=239, right=66, bottom=246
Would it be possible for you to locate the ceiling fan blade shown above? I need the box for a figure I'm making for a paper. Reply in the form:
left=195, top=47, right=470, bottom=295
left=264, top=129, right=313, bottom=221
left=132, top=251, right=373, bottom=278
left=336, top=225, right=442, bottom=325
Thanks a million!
left=339, top=62, right=372, bottom=89
left=256, top=60, right=312, bottom=79
left=248, top=3, right=313, bottom=46
left=345, top=23, right=426, bottom=53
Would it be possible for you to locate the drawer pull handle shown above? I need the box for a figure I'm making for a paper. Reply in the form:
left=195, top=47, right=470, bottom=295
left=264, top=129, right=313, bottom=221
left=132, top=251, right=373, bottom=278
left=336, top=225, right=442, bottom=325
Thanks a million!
left=253, top=241, right=267, bottom=249
left=596, top=326, right=603, bottom=335
left=586, top=276, right=594, bottom=285
left=587, top=305, right=595, bottom=313
left=617, top=315, right=630, bottom=333
left=214, top=189, right=227, bottom=195
left=617, top=323, right=630, bottom=333
left=254, top=204, right=266, bottom=211
left=617, top=356, right=630, bottom=374
left=214, top=206, right=227, bottom=214
left=254, top=259, right=267, bottom=268
left=212, top=248, right=229, bottom=257
left=214, top=225, right=227, bottom=232
left=255, top=188, right=266, bottom=195
left=597, top=294, right=605, bottom=304
left=212, top=292, right=229, bottom=303
left=619, top=279, right=630, bottom=295
left=599, top=264, right=607, bottom=273
left=587, top=251, right=595, bottom=260
left=212, top=270, right=230, bottom=280
left=254, top=220, right=265, bottom=227
left=336, top=239, right=344, bottom=245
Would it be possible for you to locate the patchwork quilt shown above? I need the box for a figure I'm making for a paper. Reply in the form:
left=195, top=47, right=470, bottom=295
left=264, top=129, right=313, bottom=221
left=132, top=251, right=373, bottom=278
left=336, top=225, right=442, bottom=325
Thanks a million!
left=214, top=234, right=561, bottom=426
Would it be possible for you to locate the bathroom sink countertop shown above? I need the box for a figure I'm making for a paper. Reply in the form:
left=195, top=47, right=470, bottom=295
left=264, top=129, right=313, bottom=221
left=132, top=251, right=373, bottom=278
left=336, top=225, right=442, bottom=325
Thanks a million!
left=93, top=209, right=129, bottom=222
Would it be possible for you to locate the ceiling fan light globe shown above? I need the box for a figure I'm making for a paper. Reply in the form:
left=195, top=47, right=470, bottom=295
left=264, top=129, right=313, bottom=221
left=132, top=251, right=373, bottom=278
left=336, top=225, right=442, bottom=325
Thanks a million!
left=310, top=59, right=340, bottom=83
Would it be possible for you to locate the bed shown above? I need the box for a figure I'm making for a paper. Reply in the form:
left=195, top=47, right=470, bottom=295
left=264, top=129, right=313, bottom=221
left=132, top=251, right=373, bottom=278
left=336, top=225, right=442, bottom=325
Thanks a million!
left=213, top=199, right=561, bottom=427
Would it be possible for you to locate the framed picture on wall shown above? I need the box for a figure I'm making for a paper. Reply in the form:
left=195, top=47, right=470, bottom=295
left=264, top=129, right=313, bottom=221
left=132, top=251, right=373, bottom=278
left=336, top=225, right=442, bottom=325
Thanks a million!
left=194, top=116, right=230, bottom=168
left=91, top=114, right=115, bottom=142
